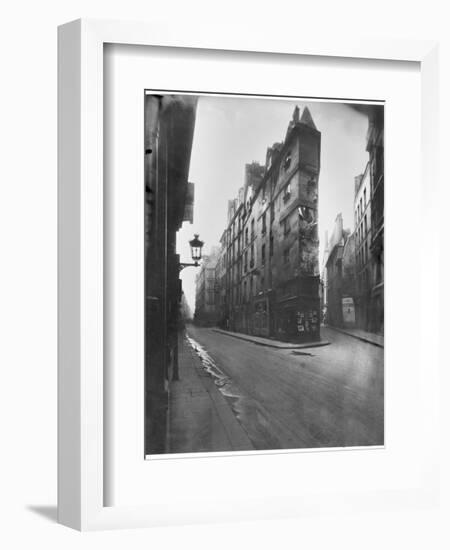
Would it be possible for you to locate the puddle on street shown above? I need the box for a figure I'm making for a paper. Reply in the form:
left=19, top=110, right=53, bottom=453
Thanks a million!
left=185, top=335, right=283, bottom=450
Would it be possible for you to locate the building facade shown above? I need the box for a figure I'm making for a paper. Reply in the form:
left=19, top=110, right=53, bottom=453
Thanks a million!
left=215, top=231, right=228, bottom=327
left=216, top=106, right=322, bottom=343
left=354, top=166, right=372, bottom=329
left=353, top=106, right=384, bottom=333
left=367, top=108, right=384, bottom=334
left=323, top=214, right=357, bottom=329
left=323, top=105, right=383, bottom=335
left=144, top=94, right=197, bottom=454
left=194, top=248, right=220, bottom=326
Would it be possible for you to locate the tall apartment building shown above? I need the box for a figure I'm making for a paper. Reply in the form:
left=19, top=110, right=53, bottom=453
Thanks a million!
left=217, top=106, right=321, bottom=342
left=324, top=213, right=357, bottom=328
left=194, top=248, right=220, bottom=326
left=215, top=231, right=228, bottom=327
left=354, top=166, right=372, bottom=329
left=367, top=108, right=384, bottom=334
left=353, top=106, right=384, bottom=333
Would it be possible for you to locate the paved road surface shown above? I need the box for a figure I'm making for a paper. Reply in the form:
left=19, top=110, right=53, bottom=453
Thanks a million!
left=185, top=325, right=384, bottom=450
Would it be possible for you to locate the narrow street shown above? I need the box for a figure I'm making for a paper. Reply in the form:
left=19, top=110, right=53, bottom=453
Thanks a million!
left=183, top=325, right=384, bottom=451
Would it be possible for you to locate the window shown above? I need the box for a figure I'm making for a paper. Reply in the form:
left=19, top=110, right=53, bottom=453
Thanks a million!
left=250, top=276, right=254, bottom=296
left=283, top=247, right=290, bottom=264
left=251, top=218, right=255, bottom=239
left=364, top=215, right=367, bottom=237
left=299, top=205, right=315, bottom=223
left=245, top=227, right=249, bottom=245
left=283, top=151, right=292, bottom=171
left=282, top=216, right=290, bottom=236
left=283, top=181, right=291, bottom=202
left=261, top=244, right=266, bottom=265
left=244, top=250, right=248, bottom=272
left=270, top=202, right=275, bottom=224
left=363, top=188, right=367, bottom=207
left=269, top=233, right=274, bottom=257
left=261, top=211, right=267, bottom=234
left=250, top=244, right=255, bottom=268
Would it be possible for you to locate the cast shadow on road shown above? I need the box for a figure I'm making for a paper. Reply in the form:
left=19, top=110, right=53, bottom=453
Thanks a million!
left=27, top=505, right=57, bottom=523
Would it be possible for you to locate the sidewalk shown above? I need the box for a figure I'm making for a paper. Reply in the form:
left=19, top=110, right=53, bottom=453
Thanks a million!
left=325, top=325, right=384, bottom=348
left=212, top=328, right=330, bottom=349
left=167, top=335, right=254, bottom=454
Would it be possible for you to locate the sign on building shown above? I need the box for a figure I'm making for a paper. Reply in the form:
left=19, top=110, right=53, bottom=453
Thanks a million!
left=342, top=297, right=355, bottom=326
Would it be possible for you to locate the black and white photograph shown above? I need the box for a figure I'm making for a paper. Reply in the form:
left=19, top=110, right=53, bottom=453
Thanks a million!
left=144, top=92, right=384, bottom=457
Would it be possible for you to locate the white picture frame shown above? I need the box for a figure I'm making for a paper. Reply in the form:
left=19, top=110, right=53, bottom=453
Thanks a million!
left=58, top=18, right=439, bottom=530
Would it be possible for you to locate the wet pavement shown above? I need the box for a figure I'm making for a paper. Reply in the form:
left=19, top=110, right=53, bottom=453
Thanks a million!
left=167, top=334, right=253, bottom=454
left=182, top=325, right=384, bottom=451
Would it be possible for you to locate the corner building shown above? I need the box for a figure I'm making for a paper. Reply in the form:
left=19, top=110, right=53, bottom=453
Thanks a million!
left=221, top=106, right=321, bottom=343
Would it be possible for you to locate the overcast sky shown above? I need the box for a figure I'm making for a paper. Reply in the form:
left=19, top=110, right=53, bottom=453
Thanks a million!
left=176, top=95, right=371, bottom=313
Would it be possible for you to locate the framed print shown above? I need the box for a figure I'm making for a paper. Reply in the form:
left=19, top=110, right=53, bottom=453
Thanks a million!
left=58, top=18, right=440, bottom=530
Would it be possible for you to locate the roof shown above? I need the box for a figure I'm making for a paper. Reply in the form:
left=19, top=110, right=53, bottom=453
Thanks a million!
left=300, top=106, right=317, bottom=130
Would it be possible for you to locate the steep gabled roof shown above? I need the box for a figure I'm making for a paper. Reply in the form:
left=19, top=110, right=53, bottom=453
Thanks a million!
left=300, top=106, right=317, bottom=130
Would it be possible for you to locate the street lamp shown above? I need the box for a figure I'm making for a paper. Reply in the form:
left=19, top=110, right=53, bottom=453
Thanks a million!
left=179, top=234, right=204, bottom=270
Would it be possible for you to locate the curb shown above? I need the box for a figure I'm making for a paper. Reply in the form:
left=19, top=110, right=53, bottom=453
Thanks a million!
left=326, top=326, right=384, bottom=348
left=168, top=338, right=254, bottom=453
left=212, top=329, right=330, bottom=350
